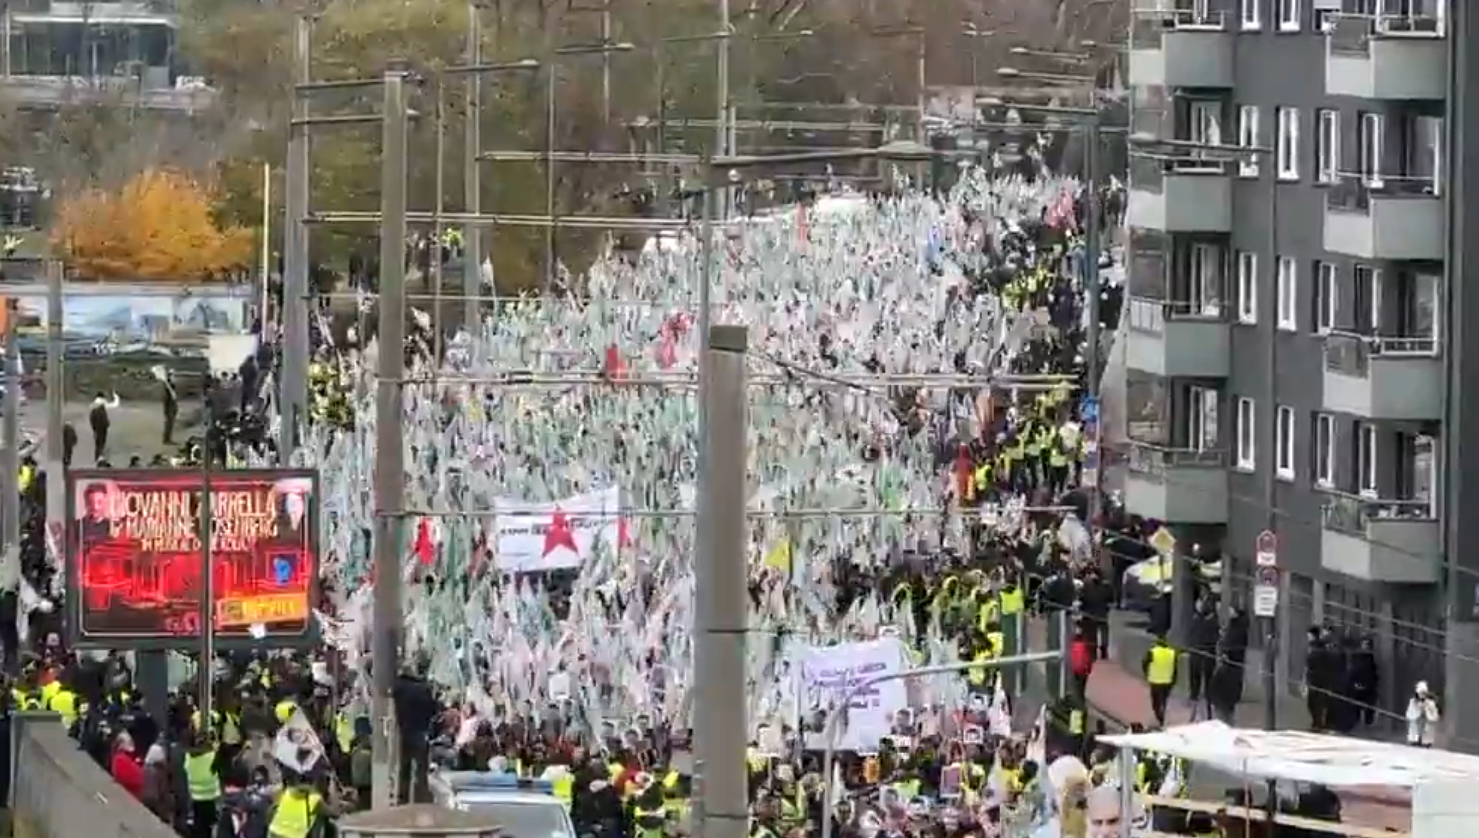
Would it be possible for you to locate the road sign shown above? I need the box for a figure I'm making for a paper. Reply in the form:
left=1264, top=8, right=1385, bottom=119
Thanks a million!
left=1253, top=565, right=1280, bottom=617
left=1149, top=526, right=1176, bottom=556
left=1255, top=529, right=1278, bottom=567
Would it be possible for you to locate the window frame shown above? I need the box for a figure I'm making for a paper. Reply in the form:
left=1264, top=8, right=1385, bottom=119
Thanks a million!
left=1241, top=0, right=1262, bottom=29
left=1313, top=412, right=1335, bottom=488
left=1314, top=261, right=1337, bottom=334
left=1276, top=106, right=1300, bottom=181
left=1359, top=423, right=1378, bottom=496
left=1236, top=397, right=1257, bottom=471
left=1276, top=405, right=1296, bottom=481
left=1237, top=251, right=1258, bottom=324
left=1238, top=105, right=1261, bottom=178
left=1316, top=109, right=1340, bottom=184
left=1277, top=0, right=1300, bottom=31
left=1277, top=256, right=1298, bottom=331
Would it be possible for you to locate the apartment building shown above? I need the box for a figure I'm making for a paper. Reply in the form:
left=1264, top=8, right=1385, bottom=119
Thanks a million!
left=1118, top=0, right=1479, bottom=742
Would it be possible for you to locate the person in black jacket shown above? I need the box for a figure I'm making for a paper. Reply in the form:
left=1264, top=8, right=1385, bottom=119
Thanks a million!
left=1346, top=635, right=1379, bottom=728
left=1078, top=570, right=1114, bottom=658
left=161, top=371, right=179, bottom=446
left=62, top=422, right=77, bottom=469
left=88, top=392, right=117, bottom=463
left=392, top=659, right=439, bottom=804
left=1305, top=627, right=1338, bottom=731
left=1187, top=598, right=1221, bottom=719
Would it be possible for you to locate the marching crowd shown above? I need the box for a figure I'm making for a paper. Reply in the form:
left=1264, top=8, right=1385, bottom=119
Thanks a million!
left=0, top=157, right=1410, bottom=838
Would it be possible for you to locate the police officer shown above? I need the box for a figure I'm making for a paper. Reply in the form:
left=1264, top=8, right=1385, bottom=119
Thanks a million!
left=185, top=733, right=221, bottom=838
left=1143, top=635, right=1178, bottom=727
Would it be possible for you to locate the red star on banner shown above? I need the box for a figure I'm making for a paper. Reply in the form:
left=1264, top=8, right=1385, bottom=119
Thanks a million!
left=543, top=509, right=579, bottom=558
left=414, top=519, right=435, bottom=566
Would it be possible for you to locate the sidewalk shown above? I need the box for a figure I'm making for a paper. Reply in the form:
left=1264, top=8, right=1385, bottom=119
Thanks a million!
left=1084, top=657, right=1409, bottom=831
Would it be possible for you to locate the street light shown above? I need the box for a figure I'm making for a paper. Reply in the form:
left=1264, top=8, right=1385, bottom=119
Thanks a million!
left=997, top=65, right=1096, bottom=85
left=816, top=652, right=1065, bottom=838
left=1010, top=45, right=1093, bottom=63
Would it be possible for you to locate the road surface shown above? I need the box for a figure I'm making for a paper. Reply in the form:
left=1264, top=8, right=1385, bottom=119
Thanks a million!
left=4, top=396, right=206, bottom=466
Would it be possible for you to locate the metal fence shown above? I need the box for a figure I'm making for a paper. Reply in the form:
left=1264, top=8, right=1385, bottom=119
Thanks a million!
left=1324, top=329, right=1439, bottom=377
left=1326, top=172, right=1438, bottom=213
left=1125, top=441, right=1225, bottom=478
left=1321, top=491, right=1435, bottom=536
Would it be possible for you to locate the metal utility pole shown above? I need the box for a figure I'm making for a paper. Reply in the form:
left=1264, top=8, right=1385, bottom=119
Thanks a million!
left=280, top=14, right=313, bottom=464
left=914, top=30, right=927, bottom=188
left=715, top=0, right=730, bottom=218
left=371, top=66, right=410, bottom=810
left=1, top=298, right=18, bottom=590
left=600, top=0, right=612, bottom=126
left=44, top=262, right=63, bottom=586
left=462, top=0, right=484, bottom=331
left=544, top=61, right=558, bottom=293
left=695, top=322, right=748, bottom=838
left=432, top=82, right=446, bottom=360
left=1084, top=117, right=1103, bottom=523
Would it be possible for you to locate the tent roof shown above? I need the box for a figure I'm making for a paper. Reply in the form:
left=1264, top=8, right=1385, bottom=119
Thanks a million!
left=1099, top=721, right=1479, bottom=789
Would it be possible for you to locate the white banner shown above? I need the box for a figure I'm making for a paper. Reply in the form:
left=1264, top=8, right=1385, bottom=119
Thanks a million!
left=798, top=637, right=909, bottom=752
left=494, top=486, right=622, bottom=573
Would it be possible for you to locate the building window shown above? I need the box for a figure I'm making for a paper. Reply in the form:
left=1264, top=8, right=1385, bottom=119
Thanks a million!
left=1358, top=422, right=1378, bottom=495
left=1188, top=385, right=1218, bottom=452
left=1313, top=261, right=1337, bottom=334
left=1237, top=105, right=1261, bottom=177
left=1359, top=112, right=1384, bottom=183
left=1237, top=251, right=1258, bottom=324
left=1277, top=257, right=1298, bottom=331
left=1276, top=405, right=1295, bottom=481
left=1276, top=107, right=1300, bottom=180
left=1278, top=0, right=1300, bottom=30
left=1241, top=0, right=1261, bottom=29
left=1236, top=397, right=1256, bottom=470
left=1313, top=413, right=1334, bottom=488
left=1316, top=109, right=1339, bottom=183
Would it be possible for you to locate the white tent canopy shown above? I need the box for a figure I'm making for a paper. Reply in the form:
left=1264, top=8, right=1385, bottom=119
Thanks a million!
left=1100, top=721, right=1479, bottom=789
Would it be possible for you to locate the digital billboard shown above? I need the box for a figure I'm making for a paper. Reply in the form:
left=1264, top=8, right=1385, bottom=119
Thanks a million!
left=66, top=469, right=319, bottom=647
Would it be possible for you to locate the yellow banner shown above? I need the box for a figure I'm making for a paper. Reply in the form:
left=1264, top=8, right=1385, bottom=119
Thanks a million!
left=217, top=594, right=308, bottom=627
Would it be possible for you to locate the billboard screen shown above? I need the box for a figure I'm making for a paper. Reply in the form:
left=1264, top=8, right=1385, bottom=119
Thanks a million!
left=66, top=469, right=318, bottom=645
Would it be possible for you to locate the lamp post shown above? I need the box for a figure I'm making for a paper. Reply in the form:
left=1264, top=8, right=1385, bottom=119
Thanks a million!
left=817, top=652, right=1065, bottom=838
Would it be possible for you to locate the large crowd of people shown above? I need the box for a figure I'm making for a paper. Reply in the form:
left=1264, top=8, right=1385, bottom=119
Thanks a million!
left=0, top=159, right=1410, bottom=838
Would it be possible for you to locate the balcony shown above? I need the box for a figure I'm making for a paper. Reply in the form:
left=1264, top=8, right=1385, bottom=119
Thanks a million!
left=1320, top=492, right=1439, bottom=584
left=1323, top=174, right=1442, bottom=261
left=1125, top=297, right=1229, bottom=378
left=1322, top=331, right=1441, bottom=420
left=1325, top=14, right=1446, bottom=101
left=1128, top=155, right=1232, bottom=233
left=1123, top=442, right=1228, bottom=524
left=1129, top=9, right=1233, bottom=89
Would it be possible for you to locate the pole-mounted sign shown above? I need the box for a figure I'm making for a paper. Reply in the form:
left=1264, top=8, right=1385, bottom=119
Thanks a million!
left=1253, top=529, right=1278, bottom=618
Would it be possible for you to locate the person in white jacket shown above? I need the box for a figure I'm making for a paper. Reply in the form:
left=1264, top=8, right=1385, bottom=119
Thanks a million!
left=1406, top=680, right=1440, bottom=747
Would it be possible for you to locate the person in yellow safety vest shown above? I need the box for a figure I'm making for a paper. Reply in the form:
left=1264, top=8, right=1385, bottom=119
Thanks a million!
left=967, top=646, right=995, bottom=693
left=335, top=714, right=354, bottom=755
left=633, top=804, right=667, bottom=838
left=275, top=698, right=299, bottom=725
left=540, top=764, right=575, bottom=810
left=268, top=774, right=328, bottom=838
left=1000, top=583, right=1025, bottom=618
left=1143, top=635, right=1178, bottom=727
left=985, top=622, right=1005, bottom=660
left=47, top=682, right=81, bottom=729
left=976, top=592, right=1000, bottom=635
left=11, top=685, right=41, bottom=711
left=185, top=734, right=221, bottom=838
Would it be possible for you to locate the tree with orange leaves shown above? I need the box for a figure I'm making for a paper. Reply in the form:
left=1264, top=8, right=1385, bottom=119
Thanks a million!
left=52, top=169, right=254, bottom=282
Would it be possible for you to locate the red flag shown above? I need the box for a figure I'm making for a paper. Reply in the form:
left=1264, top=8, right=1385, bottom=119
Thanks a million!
left=603, top=344, right=627, bottom=381
left=955, top=443, right=973, bottom=499
left=414, top=518, right=435, bottom=565
left=797, top=203, right=809, bottom=243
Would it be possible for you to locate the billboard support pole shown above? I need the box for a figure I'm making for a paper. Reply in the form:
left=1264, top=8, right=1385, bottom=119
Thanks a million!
left=45, top=261, right=63, bottom=604
left=199, top=384, right=214, bottom=726
left=2, top=297, right=20, bottom=590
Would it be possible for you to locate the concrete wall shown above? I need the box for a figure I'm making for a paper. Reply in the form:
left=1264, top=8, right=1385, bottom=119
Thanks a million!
left=7, top=712, right=177, bottom=838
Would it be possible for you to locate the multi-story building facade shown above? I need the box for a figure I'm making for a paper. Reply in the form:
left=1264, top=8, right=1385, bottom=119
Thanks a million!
left=1117, top=0, right=1479, bottom=743
left=0, top=0, right=212, bottom=111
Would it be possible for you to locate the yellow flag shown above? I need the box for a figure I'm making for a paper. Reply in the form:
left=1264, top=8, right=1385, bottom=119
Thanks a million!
left=763, top=538, right=792, bottom=573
